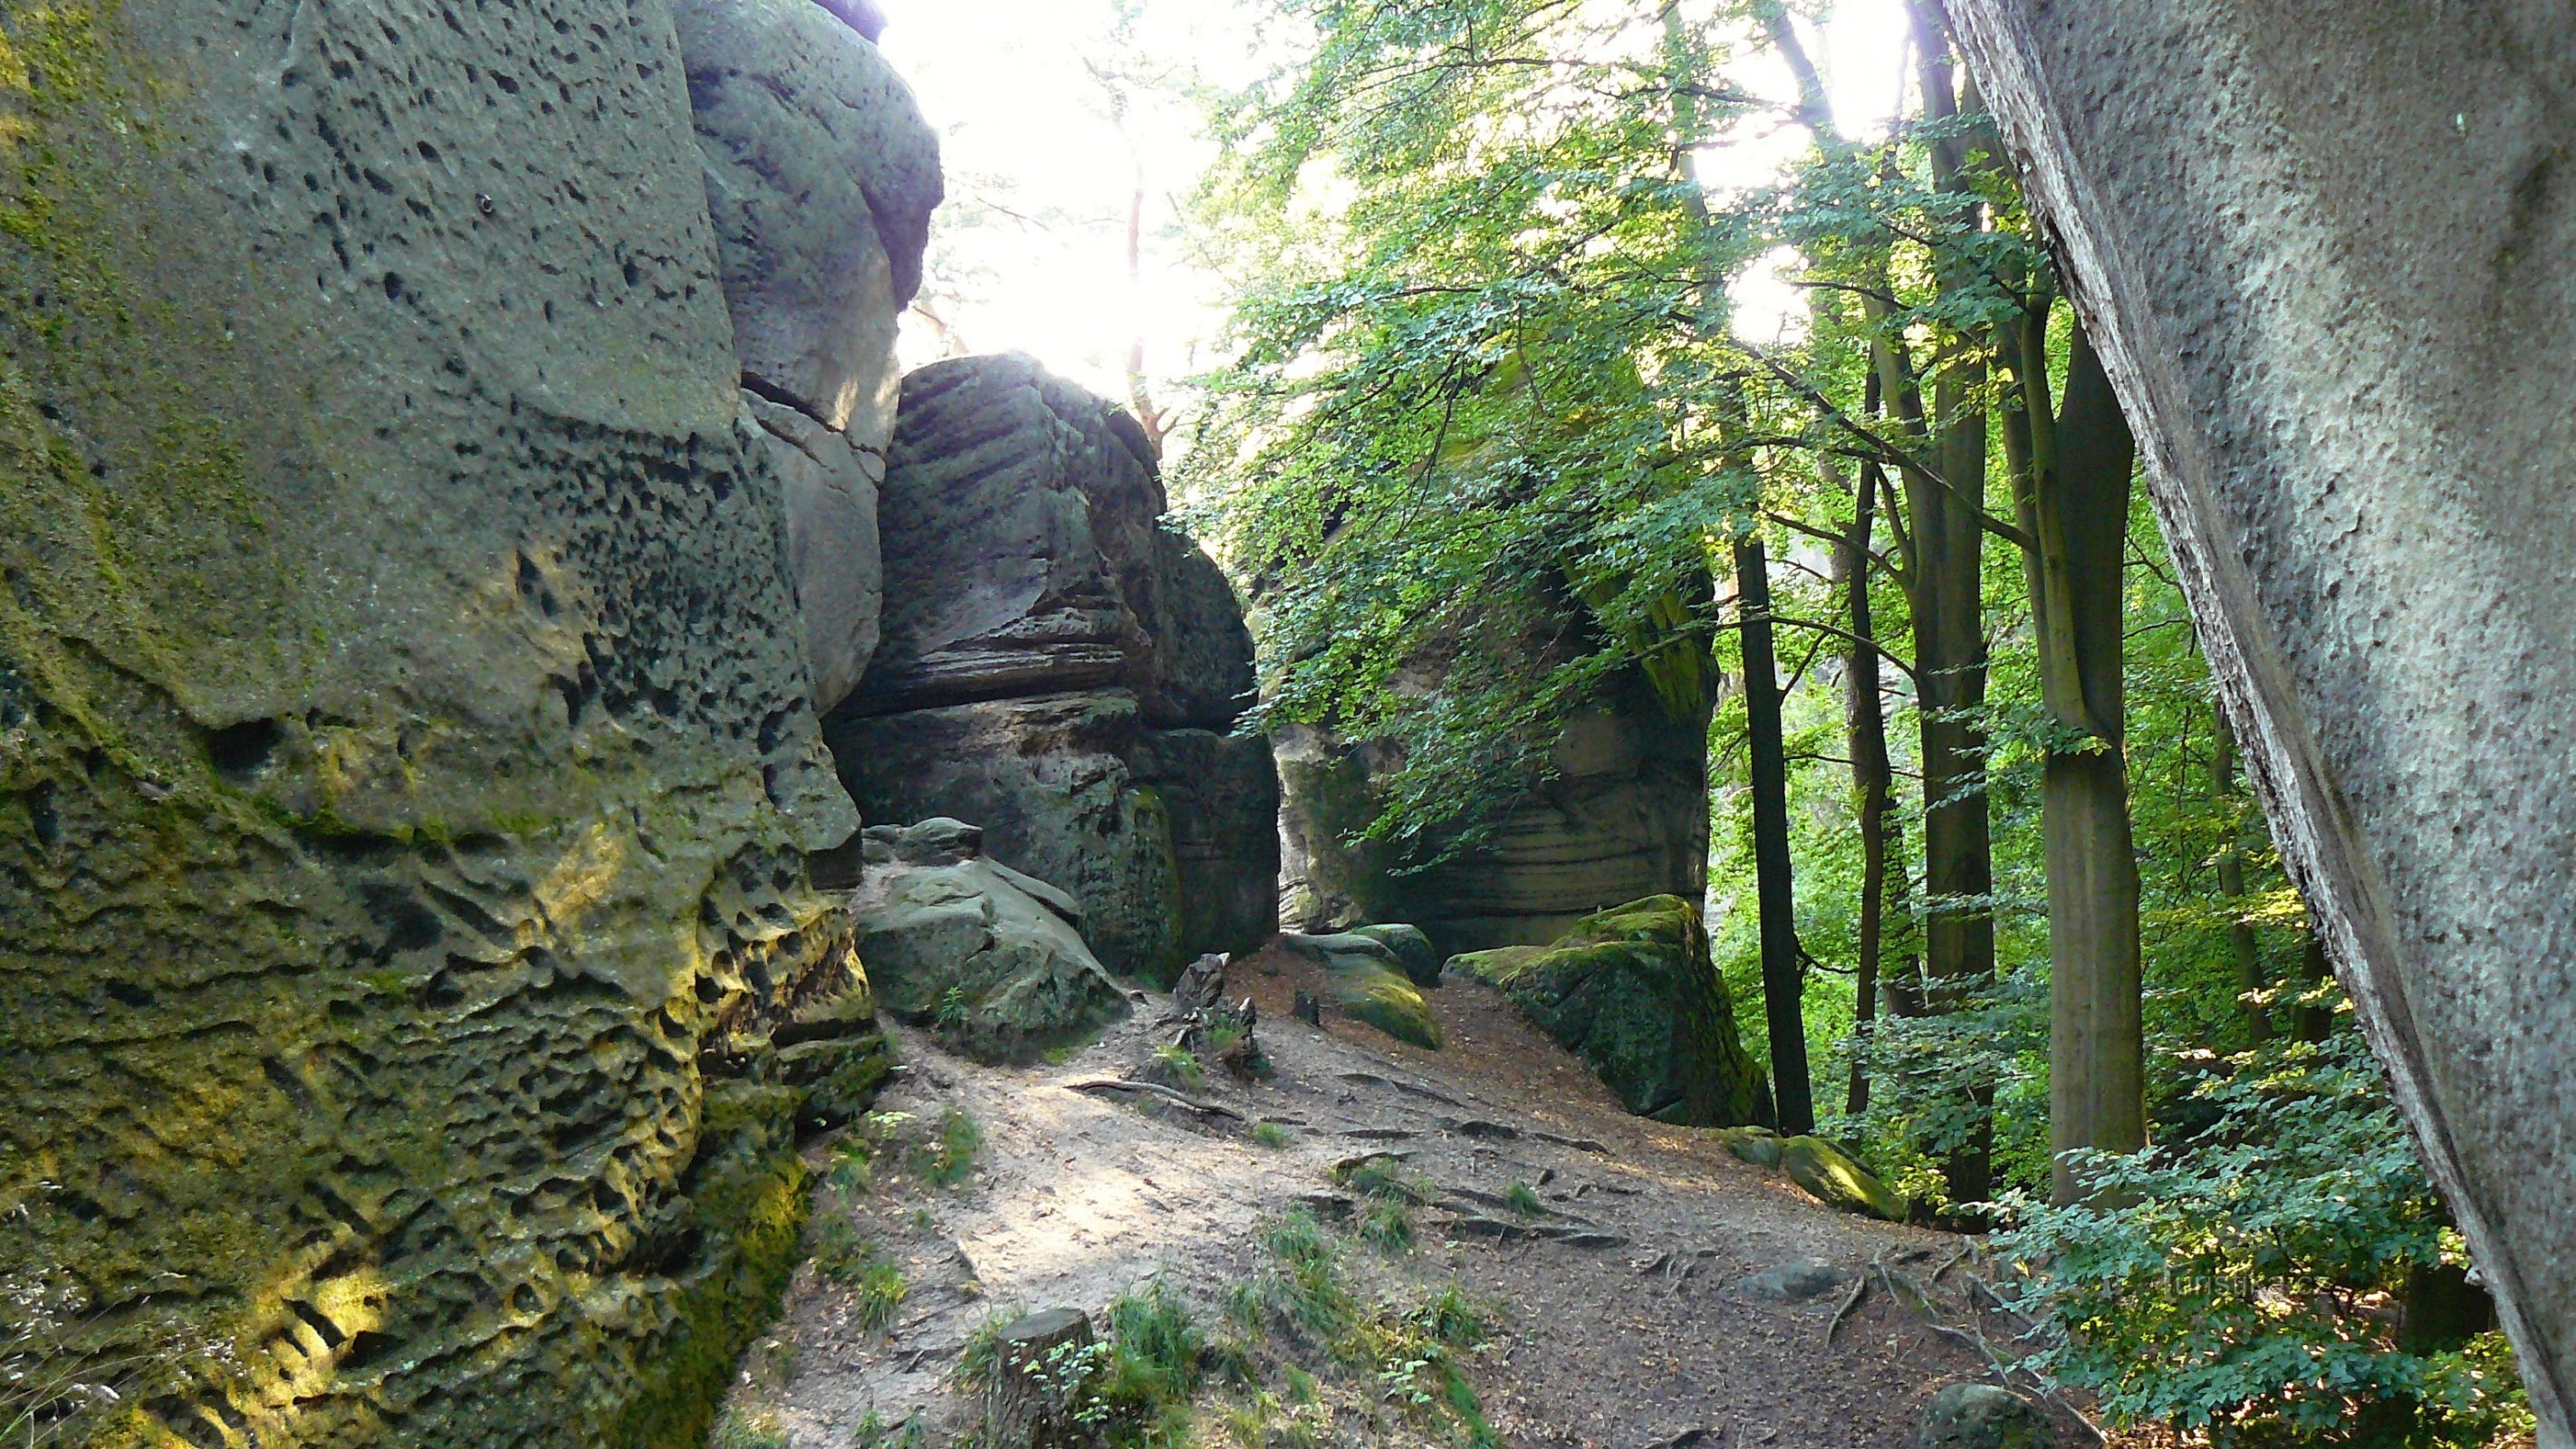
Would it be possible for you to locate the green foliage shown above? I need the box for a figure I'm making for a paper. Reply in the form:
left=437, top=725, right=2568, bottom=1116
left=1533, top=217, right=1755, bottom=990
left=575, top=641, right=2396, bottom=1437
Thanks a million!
left=1252, top=1121, right=1294, bottom=1149
left=1355, top=1200, right=1415, bottom=1255
left=708, top=1408, right=788, bottom=1449
left=805, top=1219, right=908, bottom=1332
left=1994, top=1032, right=2530, bottom=1444
left=1502, top=1184, right=1544, bottom=1219
left=910, top=1108, right=983, bottom=1190
left=1154, top=1044, right=1207, bottom=1093
left=1238, top=1211, right=1360, bottom=1347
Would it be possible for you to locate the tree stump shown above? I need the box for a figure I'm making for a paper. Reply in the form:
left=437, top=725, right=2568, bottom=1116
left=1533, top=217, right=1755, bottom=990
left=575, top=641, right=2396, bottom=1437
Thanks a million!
left=985, top=1307, right=1097, bottom=1449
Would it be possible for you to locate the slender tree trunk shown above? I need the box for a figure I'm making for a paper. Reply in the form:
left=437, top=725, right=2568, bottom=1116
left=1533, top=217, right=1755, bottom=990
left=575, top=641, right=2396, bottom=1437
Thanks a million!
left=1902, top=2, right=1998, bottom=1203
left=1838, top=463, right=1895, bottom=1117
left=2012, top=320, right=2146, bottom=1205
left=1737, top=533, right=1815, bottom=1136
left=2213, top=714, right=2271, bottom=1046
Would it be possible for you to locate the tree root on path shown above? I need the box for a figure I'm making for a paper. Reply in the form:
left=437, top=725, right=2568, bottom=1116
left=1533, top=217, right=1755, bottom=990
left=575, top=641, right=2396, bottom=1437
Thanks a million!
left=1061, top=1078, right=1249, bottom=1120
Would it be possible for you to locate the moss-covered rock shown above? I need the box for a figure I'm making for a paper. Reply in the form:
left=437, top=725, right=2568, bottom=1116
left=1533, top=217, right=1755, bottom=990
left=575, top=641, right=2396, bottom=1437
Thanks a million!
left=1352, top=923, right=1443, bottom=988
left=1781, top=1137, right=1909, bottom=1222
left=1456, top=896, right=1769, bottom=1127
left=1282, top=932, right=1444, bottom=1049
left=1718, top=1126, right=1785, bottom=1169
left=1331, top=958, right=1445, bottom=1051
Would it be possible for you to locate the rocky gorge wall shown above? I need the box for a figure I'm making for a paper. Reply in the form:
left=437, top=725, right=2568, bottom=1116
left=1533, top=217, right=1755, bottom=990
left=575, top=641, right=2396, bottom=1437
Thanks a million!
left=0, top=0, right=928, bottom=1441
left=1277, top=628, right=1710, bottom=960
left=824, top=356, right=1279, bottom=987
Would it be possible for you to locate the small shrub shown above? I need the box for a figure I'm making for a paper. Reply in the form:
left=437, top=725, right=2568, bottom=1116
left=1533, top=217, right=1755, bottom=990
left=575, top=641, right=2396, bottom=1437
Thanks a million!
left=1252, top=1121, right=1293, bottom=1149
left=826, top=1133, right=876, bottom=1195
left=1245, top=1211, right=1359, bottom=1344
left=1334, top=1156, right=1427, bottom=1204
left=852, top=1257, right=909, bottom=1333
left=852, top=1410, right=931, bottom=1449
left=808, top=1216, right=872, bottom=1283
left=911, top=1107, right=983, bottom=1188
left=1152, top=1044, right=1206, bottom=1093
left=709, top=1407, right=788, bottom=1449
left=1502, top=1184, right=1543, bottom=1218
left=937, top=985, right=971, bottom=1030
left=1356, top=1199, right=1415, bottom=1254
left=1410, top=1283, right=1491, bottom=1350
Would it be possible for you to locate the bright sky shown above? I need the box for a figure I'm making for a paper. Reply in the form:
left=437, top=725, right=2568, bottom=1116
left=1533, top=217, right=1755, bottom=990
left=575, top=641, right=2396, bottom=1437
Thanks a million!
left=875, top=0, right=1917, bottom=417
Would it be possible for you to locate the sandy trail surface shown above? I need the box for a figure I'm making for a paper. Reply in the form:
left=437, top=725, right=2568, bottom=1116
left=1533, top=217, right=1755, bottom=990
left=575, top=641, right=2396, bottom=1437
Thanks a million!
left=726, top=943, right=2082, bottom=1448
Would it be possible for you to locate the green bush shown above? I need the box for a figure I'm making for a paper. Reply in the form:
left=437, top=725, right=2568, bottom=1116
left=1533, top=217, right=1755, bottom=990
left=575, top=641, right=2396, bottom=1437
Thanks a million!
left=1994, top=1034, right=2532, bottom=1444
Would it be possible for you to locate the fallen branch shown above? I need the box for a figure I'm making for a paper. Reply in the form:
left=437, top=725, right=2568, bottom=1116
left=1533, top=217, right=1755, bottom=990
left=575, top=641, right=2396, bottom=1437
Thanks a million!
left=1062, top=1078, right=1248, bottom=1120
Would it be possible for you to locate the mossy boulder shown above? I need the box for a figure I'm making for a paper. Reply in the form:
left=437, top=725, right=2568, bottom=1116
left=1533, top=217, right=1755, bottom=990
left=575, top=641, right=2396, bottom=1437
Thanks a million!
left=1283, top=932, right=1444, bottom=1049
left=1455, top=896, right=1769, bottom=1127
left=1718, top=1126, right=1785, bottom=1169
left=1352, top=923, right=1443, bottom=988
left=1781, top=1137, right=1909, bottom=1222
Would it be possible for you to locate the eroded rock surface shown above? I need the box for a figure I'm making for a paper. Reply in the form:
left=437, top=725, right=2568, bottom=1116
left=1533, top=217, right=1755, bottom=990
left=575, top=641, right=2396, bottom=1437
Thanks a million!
left=826, top=356, right=1277, bottom=984
left=1277, top=644, right=1708, bottom=958
left=1454, top=897, right=1769, bottom=1128
left=1947, top=4, right=2576, bottom=1435
left=675, top=0, right=939, bottom=710
left=848, top=818, right=1129, bottom=1064
left=0, top=0, right=907, bottom=1441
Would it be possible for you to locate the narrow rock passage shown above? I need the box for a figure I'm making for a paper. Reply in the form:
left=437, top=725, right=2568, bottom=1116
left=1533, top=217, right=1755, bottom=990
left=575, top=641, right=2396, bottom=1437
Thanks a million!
left=726, top=946, right=2069, bottom=1448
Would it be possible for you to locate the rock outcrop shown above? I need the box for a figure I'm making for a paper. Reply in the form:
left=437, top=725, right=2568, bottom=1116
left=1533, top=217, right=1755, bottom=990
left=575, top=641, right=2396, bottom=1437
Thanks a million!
left=0, top=0, right=925, bottom=1442
left=825, top=356, right=1277, bottom=984
left=1780, top=1137, right=1908, bottom=1223
left=1455, top=897, right=1769, bottom=1127
left=677, top=0, right=941, bottom=709
left=1277, top=649, right=1709, bottom=959
left=1948, top=4, right=2576, bottom=1434
left=848, top=819, right=1129, bottom=1063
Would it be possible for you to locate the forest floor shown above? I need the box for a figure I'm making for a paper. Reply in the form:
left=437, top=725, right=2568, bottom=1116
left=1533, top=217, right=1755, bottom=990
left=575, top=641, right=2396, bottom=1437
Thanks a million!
left=718, top=944, right=2108, bottom=1449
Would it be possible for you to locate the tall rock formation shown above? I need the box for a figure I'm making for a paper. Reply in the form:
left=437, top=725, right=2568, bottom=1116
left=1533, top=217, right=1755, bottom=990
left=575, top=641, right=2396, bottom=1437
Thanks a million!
left=824, top=356, right=1277, bottom=985
left=1946, top=4, right=2576, bottom=1439
left=1277, top=627, right=1711, bottom=959
left=0, top=0, right=928, bottom=1442
left=678, top=0, right=940, bottom=711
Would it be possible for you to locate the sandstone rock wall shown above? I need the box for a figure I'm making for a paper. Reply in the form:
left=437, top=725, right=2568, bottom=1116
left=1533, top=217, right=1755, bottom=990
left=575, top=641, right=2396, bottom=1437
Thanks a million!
left=1946, top=3, right=2576, bottom=1438
left=677, top=0, right=940, bottom=710
left=1277, top=665, right=1710, bottom=959
left=0, top=0, right=920, bottom=1441
left=824, top=356, right=1277, bottom=985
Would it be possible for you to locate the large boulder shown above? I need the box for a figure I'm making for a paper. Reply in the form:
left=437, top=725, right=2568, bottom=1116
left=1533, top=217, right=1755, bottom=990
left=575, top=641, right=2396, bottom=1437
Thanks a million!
left=1781, top=1137, right=1908, bottom=1223
left=1455, top=897, right=1770, bottom=1127
left=1282, top=934, right=1444, bottom=1051
left=0, top=0, right=906, bottom=1441
left=826, top=357, right=1276, bottom=984
left=1949, top=4, right=2576, bottom=1431
left=848, top=820, right=1128, bottom=1063
left=674, top=0, right=939, bottom=713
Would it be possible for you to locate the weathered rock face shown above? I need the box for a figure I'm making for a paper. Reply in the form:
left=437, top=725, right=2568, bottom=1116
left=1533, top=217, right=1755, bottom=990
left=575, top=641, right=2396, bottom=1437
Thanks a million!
left=1946, top=5, right=2576, bottom=1438
left=674, top=0, right=939, bottom=710
left=1455, top=897, right=1769, bottom=1128
left=848, top=819, right=1129, bottom=1063
left=1277, top=668, right=1710, bottom=957
left=0, top=0, right=908, bottom=1442
left=826, top=356, right=1277, bottom=984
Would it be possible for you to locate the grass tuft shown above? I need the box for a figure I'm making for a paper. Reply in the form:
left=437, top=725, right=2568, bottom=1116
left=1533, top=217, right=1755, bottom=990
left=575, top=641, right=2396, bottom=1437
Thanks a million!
left=1252, top=1121, right=1293, bottom=1149
left=1503, top=1183, right=1544, bottom=1218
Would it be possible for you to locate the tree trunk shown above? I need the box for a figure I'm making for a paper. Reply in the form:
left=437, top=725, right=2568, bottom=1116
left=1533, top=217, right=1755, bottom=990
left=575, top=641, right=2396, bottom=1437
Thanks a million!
left=2029, top=322, right=2145, bottom=1205
left=2296, top=930, right=2335, bottom=1044
left=1902, top=2, right=1998, bottom=1204
left=1838, top=465, right=1895, bottom=1118
left=2213, top=714, right=2271, bottom=1047
left=1737, top=533, right=1815, bottom=1137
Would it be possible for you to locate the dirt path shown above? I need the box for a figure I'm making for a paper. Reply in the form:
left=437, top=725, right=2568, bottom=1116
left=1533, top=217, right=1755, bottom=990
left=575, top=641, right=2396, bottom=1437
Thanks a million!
left=723, top=945, right=2082, bottom=1449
